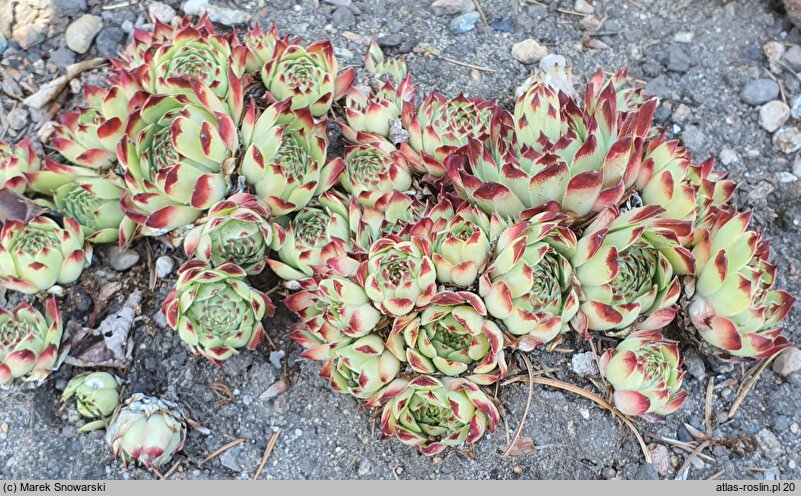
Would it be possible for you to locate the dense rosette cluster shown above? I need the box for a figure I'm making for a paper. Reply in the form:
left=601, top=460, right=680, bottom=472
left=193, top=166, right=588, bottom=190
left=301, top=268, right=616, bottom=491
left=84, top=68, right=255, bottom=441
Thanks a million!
left=687, top=208, right=794, bottom=358
left=344, top=76, right=415, bottom=139
left=0, top=297, right=62, bottom=386
left=0, top=138, right=40, bottom=194
left=106, top=394, right=187, bottom=469
left=600, top=330, right=687, bottom=419
left=242, top=22, right=293, bottom=74
left=0, top=216, right=90, bottom=294
left=162, top=261, right=273, bottom=364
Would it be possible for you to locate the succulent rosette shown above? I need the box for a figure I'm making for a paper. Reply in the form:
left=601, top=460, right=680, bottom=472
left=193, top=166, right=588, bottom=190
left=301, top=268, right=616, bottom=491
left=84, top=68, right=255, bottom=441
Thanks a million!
left=332, top=129, right=412, bottom=208
left=363, top=40, right=407, bottom=85
left=0, top=138, right=40, bottom=194
left=447, top=82, right=655, bottom=220
left=386, top=292, right=507, bottom=385
left=240, top=101, right=341, bottom=216
left=347, top=191, right=429, bottom=253
left=431, top=205, right=495, bottom=288
left=162, top=261, right=274, bottom=364
left=584, top=68, right=646, bottom=115
left=318, top=334, right=401, bottom=399
left=51, top=81, right=140, bottom=171
left=344, top=76, right=415, bottom=139
left=365, top=375, right=500, bottom=456
left=358, top=235, right=437, bottom=316
left=243, top=22, right=293, bottom=74
left=118, top=86, right=240, bottom=243
left=0, top=216, right=90, bottom=294
left=184, top=193, right=284, bottom=275
left=106, top=394, right=187, bottom=469
left=599, top=330, right=687, bottom=419
left=687, top=208, right=793, bottom=358
left=402, top=92, right=500, bottom=178
left=268, top=191, right=351, bottom=281
left=27, top=159, right=135, bottom=244
left=0, top=297, right=62, bottom=386
left=62, top=371, right=120, bottom=431
left=480, top=211, right=580, bottom=350
left=261, top=40, right=356, bottom=117
left=570, top=206, right=694, bottom=337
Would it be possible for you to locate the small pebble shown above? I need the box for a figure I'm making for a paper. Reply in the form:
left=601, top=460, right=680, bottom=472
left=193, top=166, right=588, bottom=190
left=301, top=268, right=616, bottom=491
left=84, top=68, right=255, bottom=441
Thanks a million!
left=269, top=350, right=285, bottom=369
left=756, top=428, right=783, bottom=460
left=719, top=148, right=738, bottom=165
left=430, top=0, right=474, bottom=16
left=759, top=100, right=790, bottom=133
left=155, top=256, right=174, bottom=278
left=106, top=246, right=140, bottom=272
left=95, top=27, right=124, bottom=58
left=785, top=45, right=801, bottom=71
left=511, top=38, right=548, bottom=64
left=673, top=31, right=694, bottom=43
left=489, top=18, right=514, bottom=33
left=50, top=47, right=76, bottom=69
left=773, top=347, right=801, bottom=376
left=7, top=107, right=29, bottom=131
left=648, top=444, right=670, bottom=476
left=295, top=428, right=303, bottom=437
left=778, top=171, right=798, bottom=183
left=574, top=0, right=595, bottom=14
left=571, top=352, right=598, bottom=377
left=323, top=0, right=351, bottom=5
left=147, top=1, right=176, bottom=24
left=667, top=45, right=690, bottom=72
left=0, top=34, right=7, bottom=56
left=65, top=14, right=103, bottom=54
left=793, top=155, right=801, bottom=177
left=672, top=103, right=691, bottom=122
left=449, top=11, right=480, bottom=34
left=741, top=79, right=780, bottom=106
left=773, top=127, right=801, bottom=154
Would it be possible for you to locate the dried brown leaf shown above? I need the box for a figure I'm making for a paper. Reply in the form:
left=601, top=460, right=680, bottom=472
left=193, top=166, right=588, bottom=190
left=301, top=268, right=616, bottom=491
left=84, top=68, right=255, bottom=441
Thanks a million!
left=583, top=38, right=611, bottom=49
left=501, top=436, right=537, bottom=456
left=0, top=189, right=45, bottom=224
left=259, top=378, right=289, bottom=400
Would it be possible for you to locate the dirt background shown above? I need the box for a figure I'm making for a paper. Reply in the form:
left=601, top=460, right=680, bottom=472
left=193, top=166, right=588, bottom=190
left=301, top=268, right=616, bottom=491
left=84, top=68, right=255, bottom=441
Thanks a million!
left=1, top=0, right=801, bottom=480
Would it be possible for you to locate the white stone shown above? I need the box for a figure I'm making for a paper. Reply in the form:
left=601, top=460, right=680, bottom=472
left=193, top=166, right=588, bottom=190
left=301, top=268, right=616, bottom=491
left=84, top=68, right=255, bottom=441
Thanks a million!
left=759, top=100, right=790, bottom=133
left=65, top=15, right=102, bottom=54
left=511, top=38, right=548, bottom=65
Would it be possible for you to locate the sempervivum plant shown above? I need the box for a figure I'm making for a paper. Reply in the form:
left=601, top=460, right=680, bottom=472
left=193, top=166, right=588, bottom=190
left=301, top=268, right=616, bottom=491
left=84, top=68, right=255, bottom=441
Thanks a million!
left=570, top=206, right=695, bottom=338
left=0, top=138, right=40, bottom=194
left=0, top=216, right=90, bottom=294
left=239, top=101, right=341, bottom=216
left=430, top=205, right=496, bottom=288
left=480, top=211, right=580, bottom=350
left=363, top=40, right=407, bottom=85
left=51, top=81, right=140, bottom=171
left=106, top=394, right=187, bottom=469
left=242, top=22, right=293, bottom=74
left=316, top=334, right=402, bottom=399
left=118, top=86, right=241, bottom=243
left=27, top=159, right=135, bottom=244
left=401, top=92, right=501, bottom=178
left=162, top=261, right=274, bottom=364
left=386, top=291, right=507, bottom=385
left=268, top=191, right=351, bottom=281
left=344, top=76, right=415, bottom=139
left=184, top=193, right=285, bottom=275
left=62, top=371, right=120, bottom=431
left=332, top=128, right=413, bottom=208
left=686, top=208, right=793, bottom=358
left=261, top=40, right=355, bottom=117
left=365, top=375, right=500, bottom=456
left=0, top=297, right=62, bottom=386
left=599, top=330, right=687, bottom=419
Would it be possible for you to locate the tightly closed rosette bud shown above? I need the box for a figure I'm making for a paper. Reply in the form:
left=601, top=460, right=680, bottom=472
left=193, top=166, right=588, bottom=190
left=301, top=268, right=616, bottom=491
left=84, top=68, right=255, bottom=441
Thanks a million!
left=571, top=206, right=694, bottom=337
left=243, top=22, right=293, bottom=74
left=431, top=205, right=495, bottom=288
left=0, top=138, right=40, bottom=194
left=358, top=235, right=437, bottom=316
left=62, top=371, right=120, bottom=431
left=365, top=375, right=500, bottom=455
left=184, top=193, right=284, bottom=275
left=386, top=292, right=507, bottom=385
left=118, top=86, right=240, bottom=243
left=599, top=330, right=687, bottom=419
left=402, top=92, right=500, bottom=178
left=105, top=394, right=187, bottom=469
left=363, top=40, right=407, bottom=85
left=261, top=40, right=356, bottom=117
left=0, top=216, right=90, bottom=294
left=268, top=192, right=351, bottom=281
left=319, top=334, right=401, bottom=399
left=344, top=76, right=415, bottom=139
left=286, top=271, right=385, bottom=349
left=480, top=211, right=580, bottom=350
left=240, top=101, right=341, bottom=216
left=332, top=129, right=412, bottom=208
left=52, top=81, right=140, bottom=171
left=162, top=261, right=274, bottom=364
left=0, top=297, right=62, bottom=386
left=687, top=208, right=793, bottom=358
left=27, top=159, right=135, bottom=244
left=347, top=191, right=429, bottom=253
left=584, top=68, right=646, bottom=115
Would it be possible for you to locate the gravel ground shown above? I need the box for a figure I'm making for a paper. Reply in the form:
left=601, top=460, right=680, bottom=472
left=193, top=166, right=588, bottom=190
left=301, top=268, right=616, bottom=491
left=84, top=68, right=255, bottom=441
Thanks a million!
left=2, top=0, right=801, bottom=481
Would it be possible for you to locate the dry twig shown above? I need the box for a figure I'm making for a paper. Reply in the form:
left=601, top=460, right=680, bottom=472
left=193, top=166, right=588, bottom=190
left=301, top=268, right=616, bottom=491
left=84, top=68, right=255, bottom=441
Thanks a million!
left=503, top=352, right=533, bottom=456
left=253, top=430, right=281, bottom=480
left=676, top=440, right=710, bottom=480
left=728, top=349, right=786, bottom=419
left=200, top=438, right=244, bottom=466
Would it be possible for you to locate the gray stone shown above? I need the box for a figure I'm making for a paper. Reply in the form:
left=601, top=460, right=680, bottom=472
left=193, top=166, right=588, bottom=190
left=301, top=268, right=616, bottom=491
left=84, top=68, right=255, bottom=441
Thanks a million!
left=449, top=11, right=480, bottom=34
left=773, top=347, right=801, bottom=376
left=269, top=350, right=285, bottom=369
left=7, top=107, right=28, bottom=131
left=331, top=7, right=356, bottom=29
left=66, top=15, right=103, bottom=54
left=430, top=0, right=475, bottom=16
left=683, top=348, right=706, bottom=382
left=759, top=100, right=790, bottom=133
left=53, top=0, right=88, bottom=17
left=785, top=45, right=801, bottom=71
left=778, top=171, right=798, bottom=182
left=719, top=148, right=738, bottom=166
left=219, top=445, right=242, bottom=471
left=667, top=45, right=690, bottom=72
left=793, top=155, right=801, bottom=177
left=106, top=246, right=140, bottom=272
left=673, top=31, right=693, bottom=43
left=773, top=127, right=801, bottom=153
left=790, top=95, right=801, bottom=120
left=95, top=27, right=124, bottom=58
left=148, top=1, right=177, bottom=24
left=183, top=0, right=250, bottom=26
left=512, top=38, right=548, bottom=64
left=648, top=444, right=670, bottom=476
left=571, top=352, right=598, bottom=377
left=0, top=34, right=6, bottom=56
left=756, top=428, right=782, bottom=459
left=635, top=462, right=659, bottom=480
left=49, top=47, right=76, bottom=69
left=682, top=125, right=706, bottom=154
left=155, top=256, right=174, bottom=278
left=741, top=79, right=780, bottom=106
left=644, top=75, right=668, bottom=98
left=489, top=18, right=514, bottom=33
left=323, top=0, right=351, bottom=5
left=574, top=0, right=594, bottom=14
